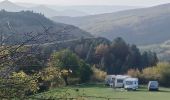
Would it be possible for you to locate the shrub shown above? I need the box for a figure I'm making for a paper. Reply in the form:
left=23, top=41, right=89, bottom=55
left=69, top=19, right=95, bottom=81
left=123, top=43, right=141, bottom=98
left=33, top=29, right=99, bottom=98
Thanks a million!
left=0, top=71, right=39, bottom=99
left=49, top=49, right=93, bottom=85
left=91, top=66, right=107, bottom=82
left=141, top=62, right=170, bottom=87
left=38, top=67, right=65, bottom=91
left=158, top=63, right=170, bottom=87
left=79, top=61, right=93, bottom=83
left=127, top=69, right=140, bottom=77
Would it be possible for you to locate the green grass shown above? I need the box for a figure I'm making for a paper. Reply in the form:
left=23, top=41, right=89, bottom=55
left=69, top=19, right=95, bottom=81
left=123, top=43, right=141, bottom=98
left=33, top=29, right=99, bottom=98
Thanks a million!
left=33, top=84, right=170, bottom=100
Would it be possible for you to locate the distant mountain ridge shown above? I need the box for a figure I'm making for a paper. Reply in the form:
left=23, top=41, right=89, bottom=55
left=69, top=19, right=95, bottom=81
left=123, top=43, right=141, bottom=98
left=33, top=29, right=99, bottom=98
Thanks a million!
left=0, top=0, right=140, bottom=17
left=52, top=3, right=170, bottom=45
left=0, top=0, right=25, bottom=11
left=0, top=10, right=92, bottom=45
left=48, top=5, right=141, bottom=15
left=0, top=0, right=89, bottom=17
left=29, top=5, right=59, bottom=17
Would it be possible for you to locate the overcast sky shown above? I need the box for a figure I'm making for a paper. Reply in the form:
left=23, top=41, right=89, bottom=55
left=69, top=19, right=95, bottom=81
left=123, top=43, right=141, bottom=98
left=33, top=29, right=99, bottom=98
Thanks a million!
left=3, top=0, right=170, bottom=6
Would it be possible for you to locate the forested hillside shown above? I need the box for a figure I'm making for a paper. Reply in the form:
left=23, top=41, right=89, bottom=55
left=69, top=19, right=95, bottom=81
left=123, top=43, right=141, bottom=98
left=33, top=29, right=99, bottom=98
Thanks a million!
left=52, top=3, right=170, bottom=45
left=139, top=40, right=170, bottom=61
left=0, top=10, right=92, bottom=45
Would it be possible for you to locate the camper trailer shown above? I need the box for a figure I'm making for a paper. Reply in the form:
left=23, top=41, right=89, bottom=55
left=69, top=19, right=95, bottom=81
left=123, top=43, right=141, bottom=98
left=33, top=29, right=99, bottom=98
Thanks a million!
left=124, top=78, right=138, bottom=90
left=114, top=75, right=130, bottom=88
left=105, top=75, right=116, bottom=87
left=105, top=75, right=131, bottom=88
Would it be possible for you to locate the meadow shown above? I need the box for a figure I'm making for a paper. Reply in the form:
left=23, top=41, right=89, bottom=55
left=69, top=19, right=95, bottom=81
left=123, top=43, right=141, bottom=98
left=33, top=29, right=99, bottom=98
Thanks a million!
left=33, top=84, right=170, bottom=100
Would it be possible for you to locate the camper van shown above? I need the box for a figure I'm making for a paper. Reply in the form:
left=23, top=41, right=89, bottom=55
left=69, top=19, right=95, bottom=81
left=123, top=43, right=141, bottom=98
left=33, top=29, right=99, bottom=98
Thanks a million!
left=124, top=78, right=138, bottom=90
left=148, top=81, right=159, bottom=91
left=114, top=75, right=130, bottom=88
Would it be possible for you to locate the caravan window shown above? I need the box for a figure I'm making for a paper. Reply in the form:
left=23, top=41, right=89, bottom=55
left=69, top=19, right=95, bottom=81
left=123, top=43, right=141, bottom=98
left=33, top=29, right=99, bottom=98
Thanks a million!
left=117, top=79, right=123, bottom=83
left=126, top=81, right=133, bottom=85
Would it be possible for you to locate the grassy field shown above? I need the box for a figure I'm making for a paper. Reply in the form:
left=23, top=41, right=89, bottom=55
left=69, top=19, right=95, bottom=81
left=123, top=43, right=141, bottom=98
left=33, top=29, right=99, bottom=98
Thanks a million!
left=33, top=84, right=170, bottom=100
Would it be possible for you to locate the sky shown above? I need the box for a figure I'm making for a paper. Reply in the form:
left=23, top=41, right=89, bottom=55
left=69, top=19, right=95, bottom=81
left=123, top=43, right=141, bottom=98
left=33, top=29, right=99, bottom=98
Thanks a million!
left=2, top=0, right=170, bottom=6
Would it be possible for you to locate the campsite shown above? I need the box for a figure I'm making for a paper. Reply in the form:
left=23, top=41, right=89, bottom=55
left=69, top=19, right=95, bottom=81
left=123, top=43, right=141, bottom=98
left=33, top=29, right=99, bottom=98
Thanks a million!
left=1, top=0, right=170, bottom=99
left=33, top=75, right=168, bottom=100
left=33, top=84, right=170, bottom=100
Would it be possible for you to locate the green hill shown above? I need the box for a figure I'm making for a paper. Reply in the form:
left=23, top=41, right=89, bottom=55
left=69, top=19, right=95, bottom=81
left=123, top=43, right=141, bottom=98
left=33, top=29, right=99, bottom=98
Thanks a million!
left=0, top=10, right=92, bottom=45
left=139, top=40, right=170, bottom=61
left=52, top=3, right=170, bottom=45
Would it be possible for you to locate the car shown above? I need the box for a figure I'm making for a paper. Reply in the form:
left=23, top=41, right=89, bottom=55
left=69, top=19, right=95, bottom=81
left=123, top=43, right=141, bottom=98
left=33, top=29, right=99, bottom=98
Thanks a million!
left=148, top=81, right=159, bottom=91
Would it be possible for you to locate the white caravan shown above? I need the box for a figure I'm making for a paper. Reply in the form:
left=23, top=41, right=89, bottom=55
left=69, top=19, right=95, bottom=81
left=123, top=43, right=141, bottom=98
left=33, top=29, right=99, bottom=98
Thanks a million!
left=105, top=75, right=116, bottom=87
left=124, top=78, right=138, bottom=90
left=114, top=75, right=130, bottom=88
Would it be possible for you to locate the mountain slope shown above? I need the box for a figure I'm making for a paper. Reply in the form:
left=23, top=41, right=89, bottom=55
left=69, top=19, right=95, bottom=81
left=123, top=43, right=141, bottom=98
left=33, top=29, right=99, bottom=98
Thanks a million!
left=52, top=3, right=170, bottom=45
left=0, top=0, right=88, bottom=17
left=49, top=5, right=140, bottom=15
left=56, top=9, right=88, bottom=17
left=0, top=0, right=58, bottom=17
left=0, top=10, right=92, bottom=45
left=139, top=40, right=170, bottom=61
left=29, top=6, right=88, bottom=17
left=0, top=0, right=25, bottom=11
left=29, top=5, right=59, bottom=17
left=0, top=0, right=141, bottom=17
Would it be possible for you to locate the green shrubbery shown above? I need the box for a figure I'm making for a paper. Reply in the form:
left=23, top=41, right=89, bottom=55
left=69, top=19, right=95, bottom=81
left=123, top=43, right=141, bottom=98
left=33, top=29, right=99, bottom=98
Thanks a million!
left=38, top=66, right=65, bottom=91
left=127, top=62, right=170, bottom=87
left=0, top=71, right=39, bottom=99
left=79, top=61, right=93, bottom=83
left=91, top=66, right=107, bottom=82
left=49, top=49, right=93, bottom=85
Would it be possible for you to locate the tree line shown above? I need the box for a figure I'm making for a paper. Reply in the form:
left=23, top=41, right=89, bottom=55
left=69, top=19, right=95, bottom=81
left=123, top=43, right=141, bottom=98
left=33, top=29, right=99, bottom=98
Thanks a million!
left=67, top=37, right=158, bottom=74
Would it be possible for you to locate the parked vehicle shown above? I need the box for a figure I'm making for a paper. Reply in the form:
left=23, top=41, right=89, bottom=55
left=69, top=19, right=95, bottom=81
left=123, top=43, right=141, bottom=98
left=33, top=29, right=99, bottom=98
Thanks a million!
left=124, top=78, right=138, bottom=90
left=105, top=75, right=116, bottom=86
left=148, top=81, right=159, bottom=91
left=114, top=75, right=130, bottom=88
left=105, top=75, right=131, bottom=88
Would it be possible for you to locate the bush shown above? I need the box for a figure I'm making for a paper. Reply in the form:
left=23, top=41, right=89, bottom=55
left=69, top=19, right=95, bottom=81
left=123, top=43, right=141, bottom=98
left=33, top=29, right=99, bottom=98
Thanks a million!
left=127, top=69, right=147, bottom=84
left=79, top=61, right=93, bottom=83
left=127, top=69, right=140, bottom=77
left=38, top=67, right=65, bottom=91
left=91, top=66, right=107, bottom=82
left=140, top=67, right=158, bottom=84
left=158, top=63, right=170, bottom=87
left=0, top=71, right=39, bottom=99
left=141, top=62, right=170, bottom=87
left=49, top=49, right=93, bottom=85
